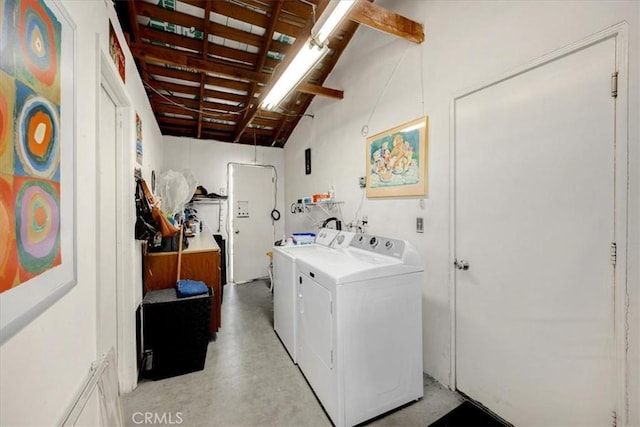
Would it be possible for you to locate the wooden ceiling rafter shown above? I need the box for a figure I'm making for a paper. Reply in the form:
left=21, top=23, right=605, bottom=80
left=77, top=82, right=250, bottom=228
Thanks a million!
left=348, top=1, right=425, bottom=44
left=197, top=1, right=213, bottom=139
left=116, top=0, right=424, bottom=146
left=232, top=0, right=328, bottom=143
left=233, top=0, right=283, bottom=143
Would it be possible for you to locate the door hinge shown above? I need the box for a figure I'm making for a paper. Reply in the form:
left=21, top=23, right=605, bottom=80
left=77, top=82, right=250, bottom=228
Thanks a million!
left=330, top=349, right=333, bottom=365
left=611, top=410, right=617, bottom=427
left=611, top=72, right=618, bottom=98
left=610, top=242, right=617, bottom=266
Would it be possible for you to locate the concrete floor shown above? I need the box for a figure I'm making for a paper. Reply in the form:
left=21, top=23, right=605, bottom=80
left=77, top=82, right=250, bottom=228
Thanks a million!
left=123, top=280, right=462, bottom=426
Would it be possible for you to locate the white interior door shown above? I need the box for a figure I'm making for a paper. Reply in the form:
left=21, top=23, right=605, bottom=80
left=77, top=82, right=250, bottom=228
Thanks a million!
left=229, top=164, right=275, bottom=283
left=454, top=37, right=617, bottom=426
left=97, top=86, right=118, bottom=358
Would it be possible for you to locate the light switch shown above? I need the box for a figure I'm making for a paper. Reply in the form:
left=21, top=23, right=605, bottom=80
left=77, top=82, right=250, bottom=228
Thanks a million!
left=416, top=217, right=423, bottom=233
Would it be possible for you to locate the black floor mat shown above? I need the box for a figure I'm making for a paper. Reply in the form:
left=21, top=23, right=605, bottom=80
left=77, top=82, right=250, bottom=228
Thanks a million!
left=429, top=401, right=509, bottom=427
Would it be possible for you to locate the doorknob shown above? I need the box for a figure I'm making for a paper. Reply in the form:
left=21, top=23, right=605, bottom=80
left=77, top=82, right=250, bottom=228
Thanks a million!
left=454, top=260, right=469, bottom=270
left=235, top=230, right=240, bottom=234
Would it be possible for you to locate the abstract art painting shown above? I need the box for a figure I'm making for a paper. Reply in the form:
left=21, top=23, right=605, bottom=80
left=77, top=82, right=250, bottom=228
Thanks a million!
left=0, top=0, right=76, bottom=343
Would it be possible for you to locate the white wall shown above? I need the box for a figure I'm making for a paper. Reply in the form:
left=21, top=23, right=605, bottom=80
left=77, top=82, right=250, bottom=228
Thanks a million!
left=0, top=0, right=163, bottom=425
left=284, top=1, right=639, bottom=424
left=163, top=136, right=286, bottom=243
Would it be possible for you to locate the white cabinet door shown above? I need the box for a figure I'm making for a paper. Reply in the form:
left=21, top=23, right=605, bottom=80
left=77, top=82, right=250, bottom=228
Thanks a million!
left=455, top=37, right=617, bottom=426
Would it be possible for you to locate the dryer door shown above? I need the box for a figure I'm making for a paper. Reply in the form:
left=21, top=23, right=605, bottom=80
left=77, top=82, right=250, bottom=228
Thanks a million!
left=297, top=273, right=337, bottom=423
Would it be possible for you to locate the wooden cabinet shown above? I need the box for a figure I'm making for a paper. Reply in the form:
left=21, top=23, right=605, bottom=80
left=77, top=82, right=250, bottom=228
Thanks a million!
left=143, top=232, right=222, bottom=334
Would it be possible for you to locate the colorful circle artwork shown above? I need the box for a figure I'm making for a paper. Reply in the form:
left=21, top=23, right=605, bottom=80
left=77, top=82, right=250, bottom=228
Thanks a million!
left=0, top=91, right=8, bottom=157
left=15, top=179, right=60, bottom=276
left=18, top=0, right=58, bottom=86
left=0, top=177, right=18, bottom=291
left=16, top=95, right=59, bottom=178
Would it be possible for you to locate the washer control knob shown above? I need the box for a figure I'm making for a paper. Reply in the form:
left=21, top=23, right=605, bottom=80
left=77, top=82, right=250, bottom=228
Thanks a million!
left=385, top=240, right=393, bottom=250
left=370, top=237, right=378, bottom=247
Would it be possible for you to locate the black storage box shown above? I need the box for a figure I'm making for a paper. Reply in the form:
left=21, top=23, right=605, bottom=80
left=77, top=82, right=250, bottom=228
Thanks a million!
left=142, top=288, right=212, bottom=380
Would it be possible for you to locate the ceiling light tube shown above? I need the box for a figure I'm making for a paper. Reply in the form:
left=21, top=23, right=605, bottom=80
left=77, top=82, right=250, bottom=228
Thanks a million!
left=261, top=39, right=329, bottom=111
left=312, top=0, right=357, bottom=45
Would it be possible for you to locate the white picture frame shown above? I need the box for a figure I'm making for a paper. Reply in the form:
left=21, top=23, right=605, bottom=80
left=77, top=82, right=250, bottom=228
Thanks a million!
left=0, top=0, right=77, bottom=344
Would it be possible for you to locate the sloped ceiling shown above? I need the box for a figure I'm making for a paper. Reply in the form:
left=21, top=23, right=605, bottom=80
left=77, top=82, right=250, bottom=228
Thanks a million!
left=115, top=0, right=361, bottom=147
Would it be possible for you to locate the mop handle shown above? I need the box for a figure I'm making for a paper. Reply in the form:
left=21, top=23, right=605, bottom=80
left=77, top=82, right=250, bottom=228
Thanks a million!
left=176, top=225, right=184, bottom=283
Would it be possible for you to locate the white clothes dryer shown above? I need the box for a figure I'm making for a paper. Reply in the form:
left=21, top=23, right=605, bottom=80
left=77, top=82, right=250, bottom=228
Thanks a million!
left=272, top=229, right=354, bottom=362
left=295, top=234, right=424, bottom=427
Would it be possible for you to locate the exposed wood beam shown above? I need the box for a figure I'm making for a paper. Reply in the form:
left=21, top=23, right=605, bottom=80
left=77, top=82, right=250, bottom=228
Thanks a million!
left=233, top=0, right=330, bottom=142
left=145, top=62, right=250, bottom=93
left=277, top=20, right=360, bottom=146
left=297, top=83, right=343, bottom=99
left=146, top=78, right=247, bottom=109
left=130, top=43, right=267, bottom=84
left=197, top=1, right=213, bottom=139
left=348, top=1, right=424, bottom=44
left=138, top=26, right=258, bottom=68
left=234, top=1, right=284, bottom=142
left=179, top=0, right=302, bottom=37
left=149, top=94, right=245, bottom=115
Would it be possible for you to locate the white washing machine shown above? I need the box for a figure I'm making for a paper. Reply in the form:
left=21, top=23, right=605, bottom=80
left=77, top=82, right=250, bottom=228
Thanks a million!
left=272, top=229, right=354, bottom=363
left=295, top=233, right=424, bottom=427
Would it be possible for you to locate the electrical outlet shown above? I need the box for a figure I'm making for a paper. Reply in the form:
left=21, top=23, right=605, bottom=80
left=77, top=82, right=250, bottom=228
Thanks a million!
left=359, top=176, right=366, bottom=188
left=416, top=217, right=424, bottom=233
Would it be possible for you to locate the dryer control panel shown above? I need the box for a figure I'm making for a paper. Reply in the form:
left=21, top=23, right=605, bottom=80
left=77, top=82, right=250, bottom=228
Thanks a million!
left=350, top=234, right=406, bottom=259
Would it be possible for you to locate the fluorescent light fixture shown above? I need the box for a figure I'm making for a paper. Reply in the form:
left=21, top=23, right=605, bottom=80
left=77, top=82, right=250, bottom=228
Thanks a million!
left=260, top=1, right=356, bottom=111
left=261, top=39, right=329, bottom=111
left=312, top=0, right=357, bottom=45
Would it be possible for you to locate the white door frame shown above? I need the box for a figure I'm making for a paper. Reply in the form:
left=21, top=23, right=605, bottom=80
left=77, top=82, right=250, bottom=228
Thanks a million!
left=449, top=22, right=630, bottom=424
left=227, top=162, right=277, bottom=283
left=95, top=38, right=137, bottom=393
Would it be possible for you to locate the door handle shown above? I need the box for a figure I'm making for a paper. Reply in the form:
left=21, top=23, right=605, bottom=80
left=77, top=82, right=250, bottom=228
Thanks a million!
left=454, top=259, right=470, bottom=270
left=235, top=230, right=239, bottom=234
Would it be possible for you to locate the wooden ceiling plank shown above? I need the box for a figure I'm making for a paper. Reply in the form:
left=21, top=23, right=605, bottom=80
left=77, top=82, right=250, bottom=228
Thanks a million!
left=147, top=79, right=200, bottom=96
left=135, top=2, right=267, bottom=51
left=276, top=20, right=359, bottom=146
left=197, top=1, right=214, bottom=140
left=250, top=120, right=278, bottom=129
left=297, top=83, right=343, bottom=99
left=138, top=26, right=202, bottom=52
left=348, top=1, right=424, bottom=44
left=232, top=0, right=330, bottom=142
left=152, top=102, right=199, bottom=118
left=135, top=2, right=204, bottom=33
left=234, top=1, right=284, bottom=142
left=146, top=62, right=252, bottom=93
left=130, top=42, right=268, bottom=84
left=157, top=116, right=199, bottom=127
left=197, top=72, right=206, bottom=139
left=146, top=62, right=200, bottom=84
left=256, top=2, right=283, bottom=74
left=126, top=1, right=141, bottom=41
left=149, top=78, right=248, bottom=105
left=150, top=95, right=246, bottom=115
left=200, top=121, right=236, bottom=132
